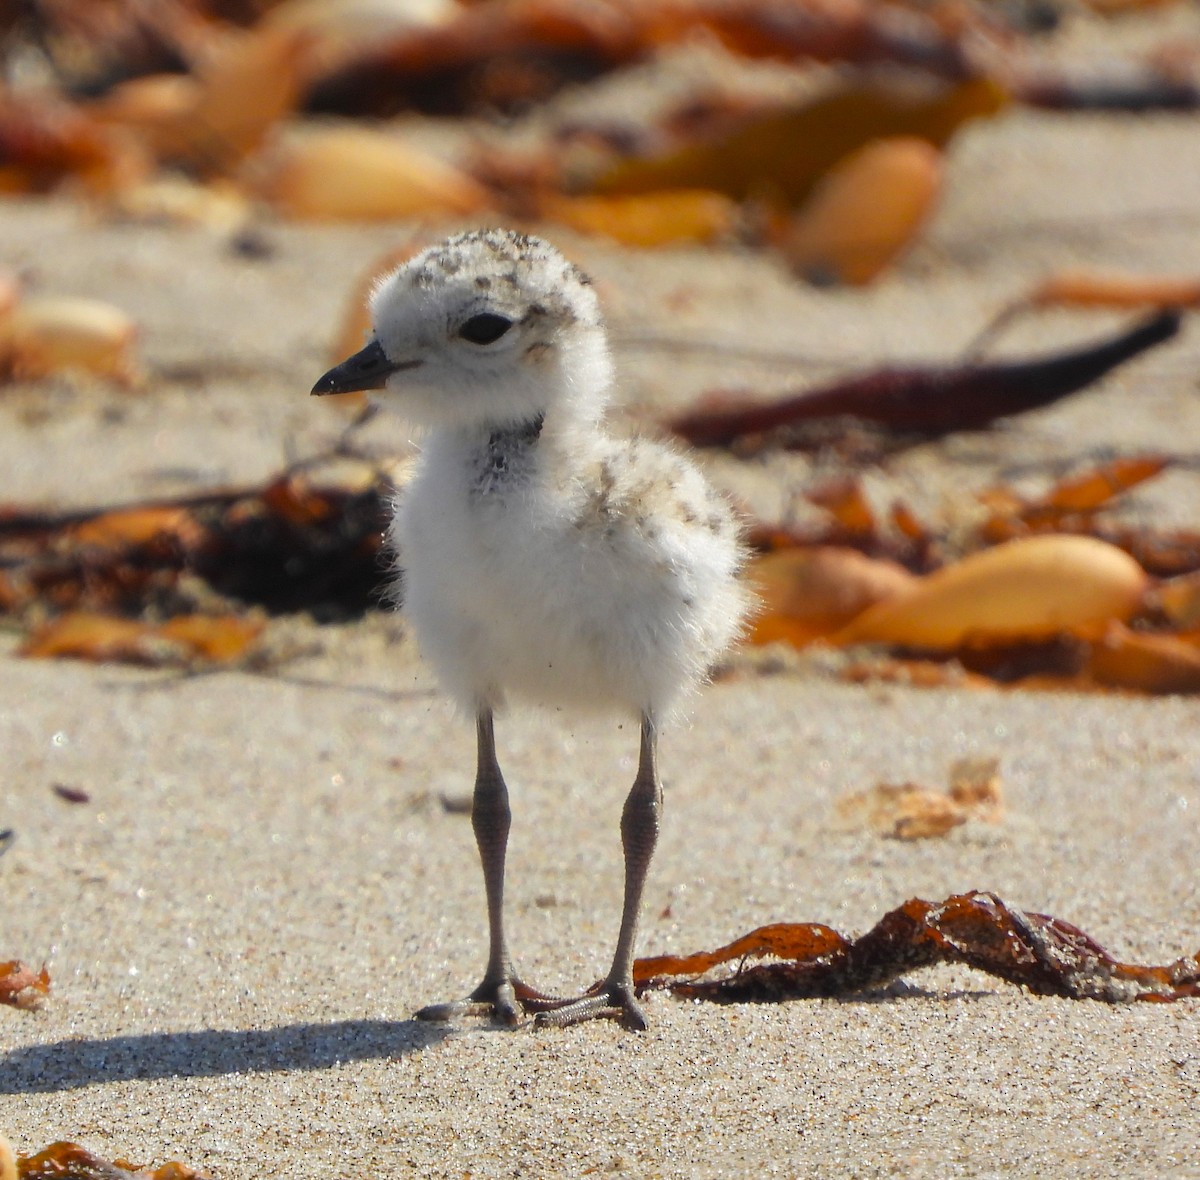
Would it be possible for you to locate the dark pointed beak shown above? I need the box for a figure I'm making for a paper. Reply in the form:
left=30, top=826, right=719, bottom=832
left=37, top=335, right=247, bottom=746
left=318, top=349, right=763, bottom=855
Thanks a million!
left=311, top=339, right=418, bottom=396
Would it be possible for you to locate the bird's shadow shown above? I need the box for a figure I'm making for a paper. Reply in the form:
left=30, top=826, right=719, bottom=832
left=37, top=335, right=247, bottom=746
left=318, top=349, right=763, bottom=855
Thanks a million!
left=0, top=1018, right=450, bottom=1094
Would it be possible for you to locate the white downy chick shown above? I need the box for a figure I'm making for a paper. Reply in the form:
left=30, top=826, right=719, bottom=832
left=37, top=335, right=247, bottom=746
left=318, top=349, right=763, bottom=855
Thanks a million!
left=313, top=228, right=750, bottom=1028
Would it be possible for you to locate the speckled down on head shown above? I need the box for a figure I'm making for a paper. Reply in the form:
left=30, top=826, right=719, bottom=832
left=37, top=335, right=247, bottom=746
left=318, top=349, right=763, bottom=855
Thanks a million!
left=311, top=226, right=752, bottom=1030
left=388, top=228, right=600, bottom=327
left=351, top=229, right=613, bottom=432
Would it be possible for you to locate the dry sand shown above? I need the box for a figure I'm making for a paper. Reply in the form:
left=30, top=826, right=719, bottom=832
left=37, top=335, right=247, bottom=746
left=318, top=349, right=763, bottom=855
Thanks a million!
left=3, top=25, right=1200, bottom=1178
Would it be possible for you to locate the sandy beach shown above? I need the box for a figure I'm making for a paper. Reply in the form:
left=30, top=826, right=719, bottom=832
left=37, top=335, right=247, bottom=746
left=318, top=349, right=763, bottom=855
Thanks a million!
left=3, top=13, right=1200, bottom=1175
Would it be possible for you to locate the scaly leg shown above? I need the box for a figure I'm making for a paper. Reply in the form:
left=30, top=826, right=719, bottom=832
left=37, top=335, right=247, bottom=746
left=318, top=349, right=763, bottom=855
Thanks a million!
left=417, top=709, right=554, bottom=1024
left=537, top=715, right=662, bottom=1030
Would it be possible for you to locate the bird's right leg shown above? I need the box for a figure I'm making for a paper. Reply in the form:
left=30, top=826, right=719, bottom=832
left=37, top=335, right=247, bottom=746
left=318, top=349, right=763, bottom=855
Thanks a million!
left=416, top=709, right=554, bottom=1025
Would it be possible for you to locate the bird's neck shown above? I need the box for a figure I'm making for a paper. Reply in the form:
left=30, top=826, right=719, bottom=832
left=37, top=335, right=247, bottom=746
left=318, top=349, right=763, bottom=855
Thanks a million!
left=438, top=337, right=614, bottom=494
left=486, top=413, right=545, bottom=453
left=457, top=412, right=547, bottom=498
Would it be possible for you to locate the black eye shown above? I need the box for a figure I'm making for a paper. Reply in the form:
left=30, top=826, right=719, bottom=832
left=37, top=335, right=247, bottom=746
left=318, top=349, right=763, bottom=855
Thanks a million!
left=458, top=313, right=513, bottom=345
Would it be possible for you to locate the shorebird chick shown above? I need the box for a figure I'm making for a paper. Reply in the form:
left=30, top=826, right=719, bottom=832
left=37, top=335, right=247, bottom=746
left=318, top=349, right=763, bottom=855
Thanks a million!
left=313, top=228, right=749, bottom=1029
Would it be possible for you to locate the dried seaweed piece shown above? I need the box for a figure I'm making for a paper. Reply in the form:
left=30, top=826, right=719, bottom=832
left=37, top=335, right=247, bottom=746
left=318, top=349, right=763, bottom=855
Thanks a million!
left=840, top=654, right=989, bottom=690
left=833, top=535, right=1147, bottom=651
left=0, top=464, right=391, bottom=622
left=973, top=457, right=1200, bottom=585
left=778, top=135, right=943, bottom=284
left=538, top=189, right=738, bottom=247
left=978, top=454, right=1170, bottom=542
left=836, top=756, right=1004, bottom=839
left=840, top=781, right=967, bottom=838
left=648, top=0, right=992, bottom=80
left=15, top=1141, right=210, bottom=1180
left=250, top=124, right=490, bottom=222
left=1086, top=525, right=1200, bottom=582
left=6, top=0, right=211, bottom=95
left=189, top=471, right=391, bottom=616
left=0, top=93, right=148, bottom=195
left=1085, top=621, right=1200, bottom=694
left=19, top=610, right=264, bottom=666
left=1030, top=270, right=1200, bottom=311
left=0, top=296, right=143, bottom=387
left=1155, top=570, right=1200, bottom=628
left=804, top=475, right=877, bottom=537
left=1018, top=72, right=1200, bottom=112
left=845, top=627, right=1200, bottom=696
left=634, top=892, right=1200, bottom=1004
left=1035, top=454, right=1169, bottom=515
left=969, top=270, right=1199, bottom=355
left=596, top=76, right=1002, bottom=209
left=0, top=961, right=51, bottom=1009
left=303, top=0, right=645, bottom=117
left=52, top=783, right=90, bottom=804
left=667, top=311, right=1181, bottom=447
left=748, top=546, right=916, bottom=647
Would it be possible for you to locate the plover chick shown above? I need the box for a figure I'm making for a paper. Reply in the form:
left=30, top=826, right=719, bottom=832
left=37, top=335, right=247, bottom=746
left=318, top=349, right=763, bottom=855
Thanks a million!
left=313, top=228, right=749, bottom=1029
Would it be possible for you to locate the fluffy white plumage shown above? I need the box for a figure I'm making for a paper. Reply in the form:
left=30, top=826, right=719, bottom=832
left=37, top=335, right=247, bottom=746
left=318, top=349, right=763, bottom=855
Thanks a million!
left=313, top=228, right=750, bottom=1028
left=368, top=229, right=749, bottom=722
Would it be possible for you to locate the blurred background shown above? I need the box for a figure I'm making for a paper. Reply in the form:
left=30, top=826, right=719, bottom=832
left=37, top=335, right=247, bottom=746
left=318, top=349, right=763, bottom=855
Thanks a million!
left=1, top=0, right=1198, bottom=689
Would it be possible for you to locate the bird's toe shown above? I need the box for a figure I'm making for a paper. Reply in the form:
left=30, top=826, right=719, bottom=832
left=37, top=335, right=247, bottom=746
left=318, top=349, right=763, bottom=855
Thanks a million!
left=415, top=975, right=562, bottom=1026
left=533, top=980, right=649, bottom=1031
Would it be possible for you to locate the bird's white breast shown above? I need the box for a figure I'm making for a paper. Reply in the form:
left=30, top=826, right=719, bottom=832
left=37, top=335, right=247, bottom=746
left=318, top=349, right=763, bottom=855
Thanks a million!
left=393, top=426, right=747, bottom=721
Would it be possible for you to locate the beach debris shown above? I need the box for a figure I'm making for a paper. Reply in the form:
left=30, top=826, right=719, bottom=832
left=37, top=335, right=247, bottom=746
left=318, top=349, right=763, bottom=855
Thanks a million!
left=0, top=462, right=390, bottom=636
left=18, top=611, right=264, bottom=667
left=775, top=136, right=944, bottom=285
left=1028, top=269, right=1200, bottom=312
left=745, top=449, right=1200, bottom=692
left=249, top=124, right=490, bottom=222
left=0, top=295, right=143, bottom=388
left=0, top=961, right=51, bottom=1010
left=665, top=311, right=1181, bottom=447
left=2, top=447, right=1199, bottom=692
left=749, top=546, right=916, bottom=647
left=1084, top=622, right=1200, bottom=694
left=299, top=0, right=644, bottom=117
left=974, top=454, right=1200, bottom=579
left=12, top=1141, right=210, bottom=1180
left=978, top=455, right=1169, bottom=536
left=0, top=93, right=148, bottom=195
left=537, top=189, right=738, bottom=248
left=634, top=891, right=1200, bottom=1004
left=51, top=783, right=90, bottom=804
left=0, top=0, right=1186, bottom=285
left=303, top=0, right=996, bottom=118
left=969, top=270, right=1200, bottom=354
left=89, top=24, right=314, bottom=176
left=0, top=831, right=12, bottom=858
left=592, top=77, right=1002, bottom=211
left=0, top=0, right=1189, bottom=288
left=836, top=757, right=1005, bottom=839
left=1154, top=570, right=1200, bottom=629
left=1018, top=64, right=1200, bottom=113
left=831, top=535, right=1148, bottom=650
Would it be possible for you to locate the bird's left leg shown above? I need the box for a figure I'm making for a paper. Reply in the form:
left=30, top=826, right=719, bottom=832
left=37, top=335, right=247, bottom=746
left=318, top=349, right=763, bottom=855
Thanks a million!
left=537, top=714, right=661, bottom=1030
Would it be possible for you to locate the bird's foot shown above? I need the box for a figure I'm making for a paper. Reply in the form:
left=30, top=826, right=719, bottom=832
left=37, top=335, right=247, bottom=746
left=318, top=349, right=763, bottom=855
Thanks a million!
left=416, top=976, right=562, bottom=1026
left=533, top=978, right=649, bottom=1031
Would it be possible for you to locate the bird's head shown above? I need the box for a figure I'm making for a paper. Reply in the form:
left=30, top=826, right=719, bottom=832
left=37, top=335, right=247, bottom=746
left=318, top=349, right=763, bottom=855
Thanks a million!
left=312, top=229, right=612, bottom=432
